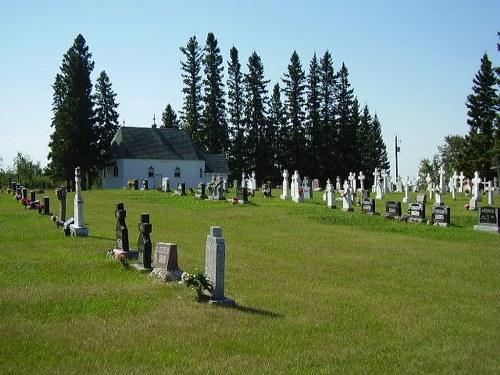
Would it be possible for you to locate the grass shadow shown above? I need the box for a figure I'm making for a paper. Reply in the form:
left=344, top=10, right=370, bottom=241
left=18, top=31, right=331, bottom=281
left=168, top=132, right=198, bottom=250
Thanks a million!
left=232, top=304, right=283, bottom=318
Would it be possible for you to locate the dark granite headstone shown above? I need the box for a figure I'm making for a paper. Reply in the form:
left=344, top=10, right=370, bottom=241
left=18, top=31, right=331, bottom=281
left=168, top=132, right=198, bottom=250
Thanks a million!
left=386, top=201, right=402, bottom=217
left=30, top=191, right=36, bottom=202
left=133, top=179, right=139, bottom=190
left=43, top=196, right=50, bottom=215
left=196, top=183, right=207, bottom=199
left=137, top=213, right=152, bottom=269
left=474, top=206, right=500, bottom=233
left=178, top=182, right=186, bottom=195
left=362, top=198, right=377, bottom=214
left=141, top=179, right=149, bottom=190
left=22, top=187, right=28, bottom=199
left=115, top=203, right=129, bottom=252
left=408, top=203, right=426, bottom=223
left=432, top=205, right=451, bottom=227
left=237, top=187, right=249, bottom=203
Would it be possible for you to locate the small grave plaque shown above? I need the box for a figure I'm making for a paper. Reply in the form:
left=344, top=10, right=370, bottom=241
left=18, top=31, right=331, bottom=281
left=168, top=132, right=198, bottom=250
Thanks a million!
left=474, top=206, right=500, bottom=233
left=432, top=205, right=451, bottom=227
left=386, top=201, right=402, bottom=217
left=408, top=203, right=426, bottom=223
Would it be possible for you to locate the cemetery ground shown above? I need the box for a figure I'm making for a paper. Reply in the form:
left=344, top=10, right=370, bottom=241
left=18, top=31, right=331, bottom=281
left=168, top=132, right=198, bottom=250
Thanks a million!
left=0, top=189, right=499, bottom=374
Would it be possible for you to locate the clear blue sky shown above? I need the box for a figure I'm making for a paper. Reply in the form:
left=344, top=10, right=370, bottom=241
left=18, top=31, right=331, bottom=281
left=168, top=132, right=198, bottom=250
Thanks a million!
left=1, top=0, right=499, bottom=181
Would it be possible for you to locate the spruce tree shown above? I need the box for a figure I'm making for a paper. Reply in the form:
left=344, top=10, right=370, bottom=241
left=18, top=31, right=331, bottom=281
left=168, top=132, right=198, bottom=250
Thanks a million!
left=161, top=104, right=179, bottom=128
left=243, top=52, right=269, bottom=176
left=306, top=53, right=321, bottom=178
left=202, top=32, right=227, bottom=153
left=48, top=34, right=95, bottom=190
left=93, top=70, right=120, bottom=184
left=282, top=51, right=306, bottom=172
left=180, top=36, right=203, bottom=147
left=369, top=113, right=390, bottom=172
left=358, top=104, right=373, bottom=183
left=318, top=51, right=337, bottom=181
left=227, top=46, right=244, bottom=179
left=268, top=83, right=287, bottom=180
left=465, top=53, right=498, bottom=179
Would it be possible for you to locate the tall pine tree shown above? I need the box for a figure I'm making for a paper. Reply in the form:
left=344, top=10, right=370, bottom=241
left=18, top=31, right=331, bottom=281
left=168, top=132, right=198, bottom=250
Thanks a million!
left=227, top=46, right=244, bottom=179
left=180, top=36, right=203, bottom=147
left=161, top=104, right=179, bottom=128
left=201, top=32, right=227, bottom=153
left=464, top=53, right=498, bottom=179
left=48, top=34, right=95, bottom=190
left=93, top=70, right=120, bottom=185
left=268, top=83, right=287, bottom=181
left=306, top=53, right=321, bottom=178
left=282, top=51, right=306, bottom=172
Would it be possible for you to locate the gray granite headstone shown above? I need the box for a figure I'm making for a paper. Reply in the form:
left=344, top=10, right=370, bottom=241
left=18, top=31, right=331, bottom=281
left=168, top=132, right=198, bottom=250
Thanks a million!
left=204, top=226, right=235, bottom=306
left=150, top=243, right=183, bottom=281
left=474, top=206, right=500, bottom=233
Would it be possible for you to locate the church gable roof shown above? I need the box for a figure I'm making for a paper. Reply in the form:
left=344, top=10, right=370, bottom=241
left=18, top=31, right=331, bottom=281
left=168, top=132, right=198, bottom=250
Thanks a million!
left=110, top=127, right=205, bottom=160
left=204, top=153, right=230, bottom=174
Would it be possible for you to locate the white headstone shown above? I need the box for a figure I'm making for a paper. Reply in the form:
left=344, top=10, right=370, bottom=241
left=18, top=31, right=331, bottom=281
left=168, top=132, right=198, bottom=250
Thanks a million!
left=342, top=180, right=353, bottom=211
left=487, top=180, right=495, bottom=205
left=70, top=167, right=89, bottom=237
left=280, top=170, right=291, bottom=200
left=373, top=168, right=380, bottom=192
left=326, top=179, right=335, bottom=209
left=292, top=170, right=304, bottom=203
left=458, top=172, right=465, bottom=193
left=403, top=176, right=411, bottom=203
left=358, top=171, right=366, bottom=191
left=439, top=166, right=447, bottom=194
left=336, top=176, right=341, bottom=192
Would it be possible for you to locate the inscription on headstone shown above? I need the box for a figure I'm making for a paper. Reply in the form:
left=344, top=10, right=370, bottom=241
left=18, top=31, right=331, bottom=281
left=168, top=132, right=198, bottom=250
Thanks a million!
left=386, top=201, right=402, bottom=217
left=474, top=206, right=500, bottom=233
left=362, top=198, right=377, bottom=215
left=432, top=205, right=451, bottom=227
left=408, top=203, right=426, bottom=223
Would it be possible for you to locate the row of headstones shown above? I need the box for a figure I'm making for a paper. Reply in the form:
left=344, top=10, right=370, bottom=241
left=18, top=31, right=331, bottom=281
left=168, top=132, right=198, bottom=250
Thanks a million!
left=9, top=181, right=51, bottom=213
left=110, top=202, right=235, bottom=305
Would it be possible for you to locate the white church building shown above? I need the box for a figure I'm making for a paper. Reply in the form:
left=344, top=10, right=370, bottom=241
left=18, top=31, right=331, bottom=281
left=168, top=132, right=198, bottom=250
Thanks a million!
left=101, top=126, right=229, bottom=189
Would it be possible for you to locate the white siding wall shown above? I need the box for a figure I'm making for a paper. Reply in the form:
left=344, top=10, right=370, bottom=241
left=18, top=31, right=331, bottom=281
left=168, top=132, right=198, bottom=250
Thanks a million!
left=102, top=159, right=209, bottom=189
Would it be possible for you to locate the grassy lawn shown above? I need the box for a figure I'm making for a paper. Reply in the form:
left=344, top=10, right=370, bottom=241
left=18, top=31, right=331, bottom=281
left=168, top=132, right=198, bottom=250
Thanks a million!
left=0, top=188, right=499, bottom=374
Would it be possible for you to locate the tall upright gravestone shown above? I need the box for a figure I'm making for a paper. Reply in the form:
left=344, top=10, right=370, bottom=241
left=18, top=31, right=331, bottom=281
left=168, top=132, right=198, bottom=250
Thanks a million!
left=113, top=203, right=138, bottom=258
left=137, top=213, right=152, bottom=270
left=205, top=226, right=235, bottom=306
left=69, top=167, right=89, bottom=237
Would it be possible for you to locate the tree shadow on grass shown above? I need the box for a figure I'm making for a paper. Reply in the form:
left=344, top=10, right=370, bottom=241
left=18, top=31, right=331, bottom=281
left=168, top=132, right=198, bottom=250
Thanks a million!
left=231, top=304, right=283, bottom=318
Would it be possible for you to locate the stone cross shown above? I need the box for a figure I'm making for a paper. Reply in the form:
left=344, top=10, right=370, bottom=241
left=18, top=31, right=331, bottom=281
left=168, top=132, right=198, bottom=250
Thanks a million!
left=373, top=168, right=380, bottom=192
left=458, top=172, right=465, bottom=193
left=342, top=180, right=353, bottom=211
left=439, top=166, right=447, bottom=194
left=205, top=226, right=235, bottom=306
left=280, top=170, right=291, bottom=200
left=381, top=169, right=389, bottom=193
left=292, top=170, right=303, bottom=203
left=336, top=176, right=341, bottom=192
left=70, top=167, right=89, bottom=237
left=487, top=180, right=495, bottom=205
left=358, top=171, right=366, bottom=191
left=115, top=203, right=129, bottom=252
left=326, top=179, right=335, bottom=209
left=471, top=171, right=481, bottom=200
left=348, top=172, right=355, bottom=189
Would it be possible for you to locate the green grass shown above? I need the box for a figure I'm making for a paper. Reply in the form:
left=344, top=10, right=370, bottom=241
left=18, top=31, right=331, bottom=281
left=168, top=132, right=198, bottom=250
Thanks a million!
left=0, top=189, right=499, bottom=374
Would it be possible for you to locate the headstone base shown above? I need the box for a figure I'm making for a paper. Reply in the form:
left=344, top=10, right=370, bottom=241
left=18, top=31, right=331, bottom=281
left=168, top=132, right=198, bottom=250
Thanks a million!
left=292, top=197, right=304, bottom=203
left=150, top=268, right=183, bottom=282
left=208, top=297, right=236, bottom=307
left=280, top=194, right=291, bottom=200
left=69, top=225, right=89, bottom=237
left=473, top=225, right=500, bottom=233
left=131, top=263, right=152, bottom=272
left=112, top=249, right=139, bottom=259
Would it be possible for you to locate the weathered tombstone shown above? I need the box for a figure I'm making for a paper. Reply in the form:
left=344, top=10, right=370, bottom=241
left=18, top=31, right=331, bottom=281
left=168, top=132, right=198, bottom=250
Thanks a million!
left=136, top=213, right=153, bottom=270
left=56, top=186, right=67, bottom=221
left=262, top=182, right=272, bottom=198
left=177, top=182, right=186, bottom=195
left=162, top=177, right=170, bottom=192
left=11, top=181, right=17, bottom=192
left=381, top=169, right=390, bottom=193
left=302, top=177, right=312, bottom=200
left=372, top=168, right=380, bottom=192
left=432, top=205, right=451, bottom=227
left=113, top=203, right=138, bottom=258
left=151, top=243, right=183, bottom=281
left=241, top=172, right=247, bottom=188
left=362, top=197, right=377, bottom=215
left=342, top=180, right=354, bottom=212
left=205, top=226, right=235, bottom=306
left=280, top=170, right=291, bottom=200
left=395, top=176, right=403, bottom=193
left=69, top=167, right=89, bottom=237
left=326, top=179, right=336, bottom=209
left=403, top=176, right=411, bottom=203
left=386, top=201, right=402, bottom=218
left=210, top=175, right=225, bottom=200
left=312, top=179, right=321, bottom=191
left=408, top=203, right=426, bottom=223
left=249, top=171, right=257, bottom=191
left=473, top=206, right=500, bottom=233
left=196, top=183, right=207, bottom=199
left=292, top=171, right=304, bottom=203
left=416, top=194, right=427, bottom=204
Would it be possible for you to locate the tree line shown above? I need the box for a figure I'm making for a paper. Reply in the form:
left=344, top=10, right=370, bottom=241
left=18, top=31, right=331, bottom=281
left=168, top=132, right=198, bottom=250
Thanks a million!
left=419, top=34, right=499, bottom=182
left=169, top=33, right=389, bottom=186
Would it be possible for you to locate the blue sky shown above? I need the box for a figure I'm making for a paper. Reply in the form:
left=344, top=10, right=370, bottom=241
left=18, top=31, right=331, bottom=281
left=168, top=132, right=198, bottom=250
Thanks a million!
left=1, top=0, right=498, bottom=181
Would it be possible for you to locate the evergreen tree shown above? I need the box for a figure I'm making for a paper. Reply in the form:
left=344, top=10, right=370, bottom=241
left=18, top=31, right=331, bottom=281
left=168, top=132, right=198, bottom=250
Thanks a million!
left=368, top=113, right=390, bottom=172
left=243, top=52, right=269, bottom=176
left=202, top=32, right=227, bottom=153
left=48, top=34, right=95, bottom=190
left=335, top=63, right=357, bottom=177
left=464, top=53, right=497, bottom=179
left=268, top=83, right=287, bottom=180
left=306, top=53, right=321, bottom=178
left=227, top=46, right=244, bottom=180
left=358, top=104, right=373, bottom=183
left=282, top=51, right=306, bottom=172
left=161, top=104, right=179, bottom=128
left=437, top=135, right=467, bottom=175
left=317, top=51, right=337, bottom=181
left=179, top=36, right=203, bottom=146
left=93, top=70, right=120, bottom=184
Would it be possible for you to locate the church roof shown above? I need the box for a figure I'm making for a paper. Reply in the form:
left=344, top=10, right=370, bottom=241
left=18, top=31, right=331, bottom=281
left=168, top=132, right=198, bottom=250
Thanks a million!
left=204, top=153, right=230, bottom=174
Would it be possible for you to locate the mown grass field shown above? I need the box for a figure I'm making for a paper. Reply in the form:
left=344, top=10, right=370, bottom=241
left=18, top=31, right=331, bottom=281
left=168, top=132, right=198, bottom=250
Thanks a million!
left=0, top=188, right=499, bottom=374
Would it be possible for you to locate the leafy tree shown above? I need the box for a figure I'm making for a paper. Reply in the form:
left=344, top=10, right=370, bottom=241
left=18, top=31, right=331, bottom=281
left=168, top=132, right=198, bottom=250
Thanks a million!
left=437, top=135, right=467, bottom=175
left=13, top=152, right=43, bottom=188
left=243, top=51, right=269, bottom=176
left=180, top=36, right=203, bottom=147
left=161, top=104, right=179, bottom=128
left=418, top=155, right=440, bottom=182
left=48, top=34, right=95, bottom=190
left=306, top=53, right=321, bottom=179
left=201, top=32, right=227, bottom=154
left=268, top=83, right=287, bottom=180
left=282, top=51, right=306, bottom=172
left=464, top=53, right=497, bottom=179
left=93, top=70, right=120, bottom=184
left=317, top=51, right=337, bottom=181
left=227, top=46, right=244, bottom=179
